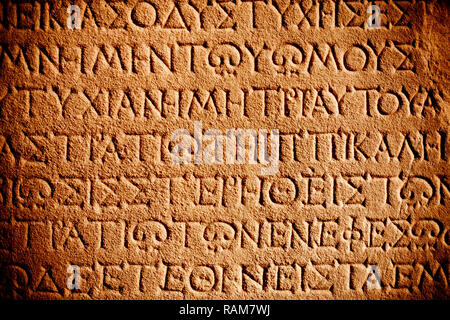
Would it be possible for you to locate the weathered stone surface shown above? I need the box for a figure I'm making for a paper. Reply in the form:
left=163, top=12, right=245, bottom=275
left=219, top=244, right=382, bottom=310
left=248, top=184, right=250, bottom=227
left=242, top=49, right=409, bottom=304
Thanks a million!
left=0, top=0, right=448, bottom=299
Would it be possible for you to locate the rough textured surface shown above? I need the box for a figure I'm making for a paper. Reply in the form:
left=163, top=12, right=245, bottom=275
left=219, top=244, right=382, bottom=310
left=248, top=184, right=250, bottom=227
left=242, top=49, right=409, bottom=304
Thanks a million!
left=0, top=0, right=449, bottom=300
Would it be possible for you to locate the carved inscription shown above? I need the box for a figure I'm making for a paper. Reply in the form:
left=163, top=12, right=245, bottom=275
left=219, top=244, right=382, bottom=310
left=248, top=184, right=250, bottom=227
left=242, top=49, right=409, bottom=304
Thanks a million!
left=0, top=0, right=448, bottom=300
